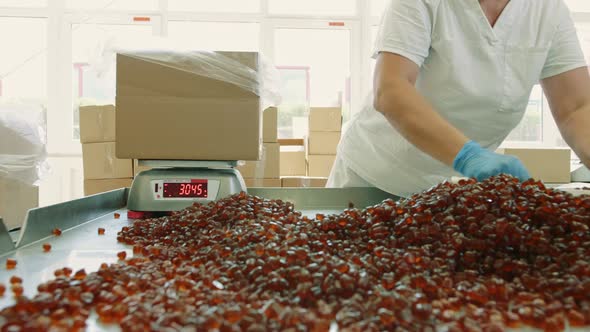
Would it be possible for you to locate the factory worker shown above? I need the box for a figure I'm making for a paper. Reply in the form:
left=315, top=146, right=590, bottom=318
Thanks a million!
left=328, top=0, right=590, bottom=197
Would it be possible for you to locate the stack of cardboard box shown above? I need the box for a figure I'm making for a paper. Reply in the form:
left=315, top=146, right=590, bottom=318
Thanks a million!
left=306, top=107, right=341, bottom=178
left=80, top=105, right=133, bottom=196
left=237, top=107, right=281, bottom=188
left=498, top=148, right=572, bottom=184
left=281, top=176, right=328, bottom=188
left=280, top=140, right=306, bottom=178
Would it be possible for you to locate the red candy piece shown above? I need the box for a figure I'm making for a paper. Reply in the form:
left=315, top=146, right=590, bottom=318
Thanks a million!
left=73, top=269, right=87, bottom=280
left=9, top=276, right=22, bottom=285
left=11, top=284, right=23, bottom=297
left=5, top=259, right=16, bottom=270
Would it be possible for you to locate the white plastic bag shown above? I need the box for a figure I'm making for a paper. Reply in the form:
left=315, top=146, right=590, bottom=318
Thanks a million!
left=0, top=102, right=49, bottom=186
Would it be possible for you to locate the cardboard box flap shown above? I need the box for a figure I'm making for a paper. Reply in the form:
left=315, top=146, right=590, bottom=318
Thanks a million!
left=116, top=51, right=280, bottom=105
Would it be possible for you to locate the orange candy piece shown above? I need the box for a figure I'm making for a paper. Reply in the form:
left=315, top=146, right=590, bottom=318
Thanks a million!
left=114, top=213, right=121, bottom=219
left=42, top=243, right=51, bottom=252
left=62, top=267, right=73, bottom=277
left=98, top=228, right=106, bottom=235
left=11, top=284, right=23, bottom=297
left=9, top=276, right=22, bottom=284
left=73, top=269, right=87, bottom=280
left=52, top=228, right=62, bottom=236
left=117, top=251, right=127, bottom=260
left=6, top=259, right=16, bottom=270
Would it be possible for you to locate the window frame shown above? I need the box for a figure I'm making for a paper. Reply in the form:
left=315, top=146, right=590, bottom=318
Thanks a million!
left=55, top=12, right=161, bottom=154
left=266, top=18, right=361, bottom=123
left=0, top=0, right=587, bottom=154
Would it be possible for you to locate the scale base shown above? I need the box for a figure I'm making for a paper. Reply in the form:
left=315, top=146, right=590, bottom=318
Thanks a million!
left=128, top=166, right=246, bottom=213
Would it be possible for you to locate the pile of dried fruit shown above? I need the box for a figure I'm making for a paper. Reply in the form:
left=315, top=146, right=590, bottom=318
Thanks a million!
left=1, top=175, right=590, bottom=331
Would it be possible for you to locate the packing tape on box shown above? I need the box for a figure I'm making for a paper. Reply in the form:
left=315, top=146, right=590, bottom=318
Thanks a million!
left=94, top=37, right=282, bottom=108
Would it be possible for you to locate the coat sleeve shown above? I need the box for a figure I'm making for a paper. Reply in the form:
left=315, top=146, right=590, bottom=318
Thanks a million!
left=372, top=0, right=433, bottom=67
left=541, top=1, right=587, bottom=79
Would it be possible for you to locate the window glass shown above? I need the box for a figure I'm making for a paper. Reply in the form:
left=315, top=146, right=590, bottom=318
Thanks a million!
left=506, top=85, right=543, bottom=142
left=274, top=28, right=351, bottom=138
left=269, top=0, right=356, bottom=16
left=371, top=0, right=389, bottom=17
left=0, top=0, right=46, bottom=7
left=0, top=17, right=46, bottom=98
left=167, top=22, right=260, bottom=51
left=565, top=0, right=590, bottom=12
left=168, top=0, right=259, bottom=13
left=66, top=0, right=158, bottom=10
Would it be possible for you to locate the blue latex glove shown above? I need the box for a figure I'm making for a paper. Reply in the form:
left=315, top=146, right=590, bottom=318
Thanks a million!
left=453, top=141, right=531, bottom=182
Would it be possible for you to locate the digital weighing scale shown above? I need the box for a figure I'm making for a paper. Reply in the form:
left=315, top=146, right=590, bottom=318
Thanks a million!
left=127, top=160, right=247, bottom=215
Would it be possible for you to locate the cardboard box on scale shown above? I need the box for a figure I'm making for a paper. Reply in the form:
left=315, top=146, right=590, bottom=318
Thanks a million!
left=116, top=52, right=265, bottom=161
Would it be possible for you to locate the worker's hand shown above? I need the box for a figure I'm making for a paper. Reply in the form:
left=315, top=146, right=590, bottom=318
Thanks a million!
left=453, top=141, right=531, bottom=182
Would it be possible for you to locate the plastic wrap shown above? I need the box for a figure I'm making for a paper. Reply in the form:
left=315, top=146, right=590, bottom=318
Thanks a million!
left=93, top=36, right=282, bottom=108
left=0, top=102, right=48, bottom=186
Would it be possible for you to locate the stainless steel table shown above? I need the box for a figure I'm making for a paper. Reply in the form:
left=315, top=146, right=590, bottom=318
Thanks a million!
left=1, top=187, right=588, bottom=331
left=0, top=188, right=396, bottom=322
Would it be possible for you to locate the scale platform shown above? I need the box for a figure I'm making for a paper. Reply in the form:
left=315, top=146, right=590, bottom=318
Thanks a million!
left=128, top=160, right=246, bottom=213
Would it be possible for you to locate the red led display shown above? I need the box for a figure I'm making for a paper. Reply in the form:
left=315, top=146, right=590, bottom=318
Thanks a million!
left=163, top=181, right=208, bottom=198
